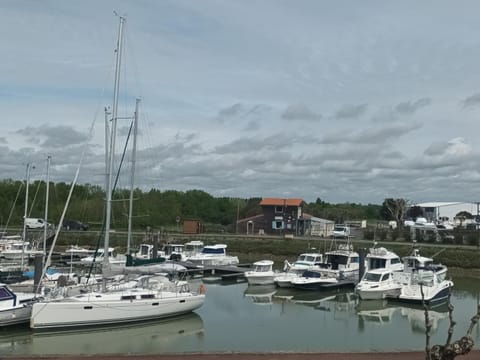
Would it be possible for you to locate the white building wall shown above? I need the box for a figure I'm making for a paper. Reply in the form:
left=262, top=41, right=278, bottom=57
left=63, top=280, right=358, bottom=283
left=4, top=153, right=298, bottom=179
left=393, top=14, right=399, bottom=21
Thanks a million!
left=416, top=202, right=480, bottom=222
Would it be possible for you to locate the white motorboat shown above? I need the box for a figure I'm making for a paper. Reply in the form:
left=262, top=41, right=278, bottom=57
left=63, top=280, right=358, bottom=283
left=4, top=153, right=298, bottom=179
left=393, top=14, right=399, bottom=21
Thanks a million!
left=0, top=282, right=41, bottom=326
left=393, top=246, right=448, bottom=286
left=274, top=252, right=323, bottom=288
left=365, top=246, right=403, bottom=272
left=392, top=267, right=454, bottom=305
left=80, top=247, right=126, bottom=266
left=187, top=244, right=239, bottom=267
left=245, top=260, right=275, bottom=285
left=30, top=275, right=205, bottom=330
left=61, top=245, right=94, bottom=264
left=355, top=268, right=402, bottom=300
left=291, top=246, right=359, bottom=290
left=1, top=240, right=43, bottom=261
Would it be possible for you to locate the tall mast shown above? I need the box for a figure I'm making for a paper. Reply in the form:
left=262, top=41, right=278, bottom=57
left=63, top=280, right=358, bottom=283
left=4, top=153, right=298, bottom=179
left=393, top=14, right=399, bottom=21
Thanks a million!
left=43, top=155, right=51, bottom=260
left=104, top=107, right=110, bottom=194
left=127, top=98, right=140, bottom=254
left=22, top=163, right=32, bottom=268
left=104, top=15, right=126, bottom=268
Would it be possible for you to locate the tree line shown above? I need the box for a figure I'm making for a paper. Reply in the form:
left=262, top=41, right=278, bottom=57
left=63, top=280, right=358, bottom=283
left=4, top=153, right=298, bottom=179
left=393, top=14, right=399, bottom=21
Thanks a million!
left=0, top=179, right=394, bottom=233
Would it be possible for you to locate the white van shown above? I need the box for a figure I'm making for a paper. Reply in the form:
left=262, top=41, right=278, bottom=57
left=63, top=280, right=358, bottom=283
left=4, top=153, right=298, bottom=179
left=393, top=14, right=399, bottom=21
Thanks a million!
left=25, top=218, right=46, bottom=229
left=332, top=224, right=351, bottom=238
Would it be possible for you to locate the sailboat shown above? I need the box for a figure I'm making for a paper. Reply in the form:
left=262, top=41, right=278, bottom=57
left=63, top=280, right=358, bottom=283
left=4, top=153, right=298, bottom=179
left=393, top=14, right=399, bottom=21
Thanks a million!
left=30, top=15, right=205, bottom=330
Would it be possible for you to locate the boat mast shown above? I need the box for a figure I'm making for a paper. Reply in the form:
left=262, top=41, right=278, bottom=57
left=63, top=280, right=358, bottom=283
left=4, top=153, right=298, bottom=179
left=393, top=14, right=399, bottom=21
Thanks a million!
left=22, top=162, right=33, bottom=268
left=104, top=15, right=126, bottom=270
left=127, top=98, right=140, bottom=254
left=104, top=107, right=110, bottom=194
left=43, top=155, right=51, bottom=261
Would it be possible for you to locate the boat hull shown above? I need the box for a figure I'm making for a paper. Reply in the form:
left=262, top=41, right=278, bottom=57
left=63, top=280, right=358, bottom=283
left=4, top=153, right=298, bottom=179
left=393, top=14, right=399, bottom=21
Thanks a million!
left=245, top=275, right=275, bottom=285
left=30, top=294, right=205, bottom=330
left=356, top=287, right=401, bottom=300
left=0, top=306, right=32, bottom=326
left=391, top=280, right=453, bottom=305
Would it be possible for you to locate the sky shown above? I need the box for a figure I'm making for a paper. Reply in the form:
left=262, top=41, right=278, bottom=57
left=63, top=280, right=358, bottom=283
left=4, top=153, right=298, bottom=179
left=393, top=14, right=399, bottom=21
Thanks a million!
left=2, top=0, right=480, bottom=205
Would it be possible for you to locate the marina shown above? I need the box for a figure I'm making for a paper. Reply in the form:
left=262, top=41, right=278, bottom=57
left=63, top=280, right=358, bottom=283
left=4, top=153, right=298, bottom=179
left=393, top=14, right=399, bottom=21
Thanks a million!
left=0, top=273, right=479, bottom=356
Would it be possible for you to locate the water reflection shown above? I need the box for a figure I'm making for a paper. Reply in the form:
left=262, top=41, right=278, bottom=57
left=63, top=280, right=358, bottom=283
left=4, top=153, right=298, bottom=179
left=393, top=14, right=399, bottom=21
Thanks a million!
left=244, top=284, right=277, bottom=305
left=0, top=313, right=204, bottom=356
left=355, top=299, right=449, bottom=332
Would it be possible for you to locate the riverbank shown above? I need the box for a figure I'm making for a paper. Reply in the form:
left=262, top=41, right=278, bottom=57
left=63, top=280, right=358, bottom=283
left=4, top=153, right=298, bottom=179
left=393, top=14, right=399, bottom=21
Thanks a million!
left=5, top=351, right=480, bottom=360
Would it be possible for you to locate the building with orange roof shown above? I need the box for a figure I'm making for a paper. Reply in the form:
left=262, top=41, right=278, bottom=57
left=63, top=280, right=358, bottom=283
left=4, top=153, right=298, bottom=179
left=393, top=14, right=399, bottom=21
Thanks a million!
left=237, top=198, right=334, bottom=237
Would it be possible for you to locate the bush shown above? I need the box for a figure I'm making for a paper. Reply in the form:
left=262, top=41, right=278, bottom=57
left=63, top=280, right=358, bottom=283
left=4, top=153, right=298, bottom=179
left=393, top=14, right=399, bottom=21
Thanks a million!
left=363, top=228, right=375, bottom=241
left=465, top=232, right=479, bottom=246
left=391, top=227, right=401, bottom=241
left=403, top=227, right=412, bottom=242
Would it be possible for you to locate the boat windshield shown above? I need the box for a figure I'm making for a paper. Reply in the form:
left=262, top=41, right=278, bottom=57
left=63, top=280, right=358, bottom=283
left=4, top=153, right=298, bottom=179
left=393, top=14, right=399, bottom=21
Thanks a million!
left=254, top=264, right=271, bottom=272
left=368, top=258, right=387, bottom=269
left=411, top=270, right=435, bottom=286
left=364, top=272, right=382, bottom=282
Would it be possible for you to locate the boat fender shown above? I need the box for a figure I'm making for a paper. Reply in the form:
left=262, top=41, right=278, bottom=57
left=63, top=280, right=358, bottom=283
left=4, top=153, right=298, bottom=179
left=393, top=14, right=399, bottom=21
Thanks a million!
left=198, top=284, right=206, bottom=294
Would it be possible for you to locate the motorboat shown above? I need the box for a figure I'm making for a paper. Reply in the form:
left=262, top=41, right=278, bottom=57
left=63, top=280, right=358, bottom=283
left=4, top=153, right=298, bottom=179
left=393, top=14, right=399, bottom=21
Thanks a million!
left=0, top=282, right=41, bottom=326
left=60, top=245, right=94, bottom=264
left=274, top=252, right=323, bottom=288
left=30, top=275, right=205, bottom=330
left=1, top=240, right=43, bottom=261
left=290, top=245, right=359, bottom=290
left=392, top=267, right=454, bottom=305
left=245, top=260, right=275, bottom=285
left=187, top=244, right=239, bottom=267
left=355, top=268, right=402, bottom=300
left=80, top=247, right=126, bottom=266
left=393, top=246, right=448, bottom=285
left=365, top=246, right=403, bottom=272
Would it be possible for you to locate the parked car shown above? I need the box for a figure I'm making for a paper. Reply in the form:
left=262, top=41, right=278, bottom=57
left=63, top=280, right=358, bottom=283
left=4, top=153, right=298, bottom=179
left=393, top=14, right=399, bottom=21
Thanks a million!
left=63, top=220, right=89, bottom=231
left=332, top=224, right=351, bottom=238
left=25, top=218, right=47, bottom=229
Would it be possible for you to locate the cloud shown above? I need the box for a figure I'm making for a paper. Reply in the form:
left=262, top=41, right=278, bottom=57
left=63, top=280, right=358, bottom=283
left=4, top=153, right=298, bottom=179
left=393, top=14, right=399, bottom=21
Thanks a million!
left=213, top=133, right=317, bottom=155
left=424, top=137, right=472, bottom=157
left=321, top=122, right=421, bottom=145
left=395, top=98, right=431, bottom=114
left=334, top=104, right=368, bottom=119
left=281, top=103, right=322, bottom=121
left=462, top=93, right=480, bottom=109
left=215, top=103, right=272, bottom=123
left=15, top=125, right=90, bottom=149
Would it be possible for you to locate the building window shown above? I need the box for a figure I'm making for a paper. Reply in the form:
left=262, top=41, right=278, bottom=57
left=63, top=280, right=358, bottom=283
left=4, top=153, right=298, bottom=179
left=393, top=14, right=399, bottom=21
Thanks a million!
left=272, top=220, right=284, bottom=229
left=275, top=206, right=283, bottom=213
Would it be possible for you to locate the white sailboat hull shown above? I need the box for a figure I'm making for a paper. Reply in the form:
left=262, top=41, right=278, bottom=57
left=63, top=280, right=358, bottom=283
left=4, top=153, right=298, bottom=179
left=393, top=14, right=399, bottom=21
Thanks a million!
left=30, top=292, right=205, bottom=330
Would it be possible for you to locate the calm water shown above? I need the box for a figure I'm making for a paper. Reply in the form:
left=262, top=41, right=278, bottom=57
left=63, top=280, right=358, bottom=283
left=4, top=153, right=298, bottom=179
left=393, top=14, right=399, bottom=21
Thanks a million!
left=1, top=275, right=479, bottom=355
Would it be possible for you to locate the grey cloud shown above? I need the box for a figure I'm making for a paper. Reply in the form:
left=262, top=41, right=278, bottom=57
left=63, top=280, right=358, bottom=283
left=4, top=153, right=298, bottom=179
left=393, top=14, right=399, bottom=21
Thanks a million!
left=216, top=103, right=271, bottom=123
left=282, top=103, right=322, bottom=121
left=213, top=133, right=317, bottom=155
left=16, top=125, right=89, bottom=149
left=0, top=137, right=7, bottom=144
left=243, top=120, right=260, bottom=131
left=424, top=137, right=471, bottom=157
left=218, top=103, right=244, bottom=119
left=395, top=98, right=431, bottom=114
left=321, top=122, right=421, bottom=145
left=463, top=93, right=480, bottom=108
left=334, top=104, right=368, bottom=119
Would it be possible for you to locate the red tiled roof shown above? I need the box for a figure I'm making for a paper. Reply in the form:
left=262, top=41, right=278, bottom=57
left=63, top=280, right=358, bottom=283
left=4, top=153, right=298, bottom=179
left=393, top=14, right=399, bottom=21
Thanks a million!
left=259, top=198, right=304, bottom=206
